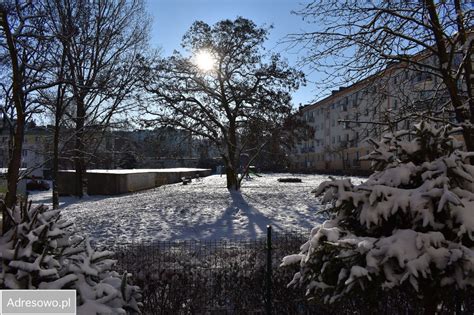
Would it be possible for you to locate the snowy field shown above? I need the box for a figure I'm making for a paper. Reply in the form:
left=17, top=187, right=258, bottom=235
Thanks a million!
left=30, top=173, right=364, bottom=244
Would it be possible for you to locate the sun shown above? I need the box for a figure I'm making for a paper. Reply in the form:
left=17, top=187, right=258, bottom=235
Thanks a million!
left=194, top=50, right=216, bottom=72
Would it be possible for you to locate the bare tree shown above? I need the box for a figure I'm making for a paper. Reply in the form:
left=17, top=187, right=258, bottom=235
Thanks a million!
left=244, top=110, right=313, bottom=172
left=44, top=0, right=150, bottom=197
left=142, top=18, right=305, bottom=190
left=34, top=43, right=71, bottom=209
left=289, top=0, right=474, bottom=152
left=0, top=1, right=59, bottom=232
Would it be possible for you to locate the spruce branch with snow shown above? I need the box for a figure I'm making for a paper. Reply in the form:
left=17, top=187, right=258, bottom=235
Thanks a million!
left=283, top=121, right=474, bottom=313
left=0, top=201, right=142, bottom=314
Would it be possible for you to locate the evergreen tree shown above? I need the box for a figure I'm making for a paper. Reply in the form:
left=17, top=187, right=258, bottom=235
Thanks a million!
left=0, top=202, right=141, bottom=314
left=283, top=121, right=474, bottom=313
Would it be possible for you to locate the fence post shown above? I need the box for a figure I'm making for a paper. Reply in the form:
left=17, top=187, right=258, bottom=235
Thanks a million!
left=266, top=225, right=272, bottom=315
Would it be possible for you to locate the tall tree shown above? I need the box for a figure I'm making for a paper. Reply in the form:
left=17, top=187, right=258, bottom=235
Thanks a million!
left=0, top=1, right=57, bottom=232
left=45, top=0, right=150, bottom=197
left=142, top=17, right=305, bottom=190
left=289, top=0, right=474, bottom=152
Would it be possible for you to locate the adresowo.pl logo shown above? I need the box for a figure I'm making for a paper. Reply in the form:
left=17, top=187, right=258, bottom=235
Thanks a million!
left=1, top=290, right=76, bottom=314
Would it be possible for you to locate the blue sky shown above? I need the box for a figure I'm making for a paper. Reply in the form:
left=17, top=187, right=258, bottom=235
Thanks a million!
left=146, top=0, right=319, bottom=107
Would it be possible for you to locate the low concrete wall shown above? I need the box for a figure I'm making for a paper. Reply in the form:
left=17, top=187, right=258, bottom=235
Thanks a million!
left=58, top=168, right=212, bottom=195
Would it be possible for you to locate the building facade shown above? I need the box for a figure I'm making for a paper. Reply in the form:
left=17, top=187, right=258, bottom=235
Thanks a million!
left=291, top=55, right=456, bottom=173
left=0, top=121, right=51, bottom=178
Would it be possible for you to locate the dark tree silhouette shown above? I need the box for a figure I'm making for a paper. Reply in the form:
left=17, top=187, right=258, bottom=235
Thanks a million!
left=0, top=1, right=58, bottom=231
left=46, top=0, right=150, bottom=197
left=142, top=17, right=305, bottom=190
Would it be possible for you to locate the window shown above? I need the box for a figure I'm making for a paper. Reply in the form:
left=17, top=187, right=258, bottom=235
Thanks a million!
left=393, top=100, right=398, bottom=110
left=21, top=162, right=27, bottom=168
left=22, top=149, right=27, bottom=157
left=332, top=119, right=335, bottom=127
left=343, top=116, right=349, bottom=129
left=332, top=136, right=335, bottom=144
left=337, top=135, right=341, bottom=143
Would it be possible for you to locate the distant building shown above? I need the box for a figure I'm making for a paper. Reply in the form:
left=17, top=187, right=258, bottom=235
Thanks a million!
left=0, top=121, right=51, bottom=178
left=291, top=53, right=459, bottom=173
left=96, top=127, right=201, bottom=169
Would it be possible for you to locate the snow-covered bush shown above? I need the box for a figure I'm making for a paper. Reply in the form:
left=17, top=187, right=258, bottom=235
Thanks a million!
left=0, top=202, right=141, bottom=314
left=283, top=121, right=474, bottom=313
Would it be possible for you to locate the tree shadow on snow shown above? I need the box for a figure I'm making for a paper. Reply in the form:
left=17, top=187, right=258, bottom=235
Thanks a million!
left=196, top=190, right=282, bottom=240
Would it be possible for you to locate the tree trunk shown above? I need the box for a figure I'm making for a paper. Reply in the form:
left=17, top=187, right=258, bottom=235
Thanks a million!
left=74, top=96, right=86, bottom=197
left=52, top=92, right=62, bottom=208
left=52, top=49, right=66, bottom=209
left=52, top=124, right=60, bottom=209
left=225, top=121, right=240, bottom=191
left=222, top=155, right=239, bottom=190
left=226, top=166, right=239, bottom=190
left=0, top=9, right=26, bottom=233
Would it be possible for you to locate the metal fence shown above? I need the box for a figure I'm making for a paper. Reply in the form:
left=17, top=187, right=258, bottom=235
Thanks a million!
left=110, top=227, right=324, bottom=315
left=105, top=227, right=474, bottom=315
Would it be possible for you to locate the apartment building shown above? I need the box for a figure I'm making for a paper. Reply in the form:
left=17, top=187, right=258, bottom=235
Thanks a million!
left=292, top=55, right=456, bottom=173
left=0, top=123, right=51, bottom=178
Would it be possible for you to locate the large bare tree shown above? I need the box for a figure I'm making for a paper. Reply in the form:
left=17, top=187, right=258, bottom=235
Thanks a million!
left=44, top=0, right=150, bottom=197
left=289, top=0, right=474, bottom=152
left=0, top=1, right=58, bottom=232
left=142, top=18, right=305, bottom=190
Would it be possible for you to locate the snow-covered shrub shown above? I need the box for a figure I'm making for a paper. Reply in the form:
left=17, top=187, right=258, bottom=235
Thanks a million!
left=282, top=121, right=474, bottom=313
left=0, top=202, right=141, bottom=314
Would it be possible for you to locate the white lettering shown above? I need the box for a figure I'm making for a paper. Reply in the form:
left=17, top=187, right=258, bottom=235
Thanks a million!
left=6, top=297, right=14, bottom=307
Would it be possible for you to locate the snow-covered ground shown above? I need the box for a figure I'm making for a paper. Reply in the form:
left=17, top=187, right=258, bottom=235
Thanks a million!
left=30, top=173, right=365, bottom=244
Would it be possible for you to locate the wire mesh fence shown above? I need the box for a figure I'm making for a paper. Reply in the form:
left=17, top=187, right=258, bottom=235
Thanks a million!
left=108, top=229, right=325, bottom=314
left=99, top=229, right=474, bottom=314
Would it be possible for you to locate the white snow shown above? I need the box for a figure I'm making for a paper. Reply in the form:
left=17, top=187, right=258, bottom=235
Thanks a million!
left=59, top=168, right=210, bottom=174
left=29, top=173, right=364, bottom=244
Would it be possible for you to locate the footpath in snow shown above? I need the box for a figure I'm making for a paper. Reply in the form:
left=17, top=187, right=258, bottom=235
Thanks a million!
left=30, top=173, right=364, bottom=244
